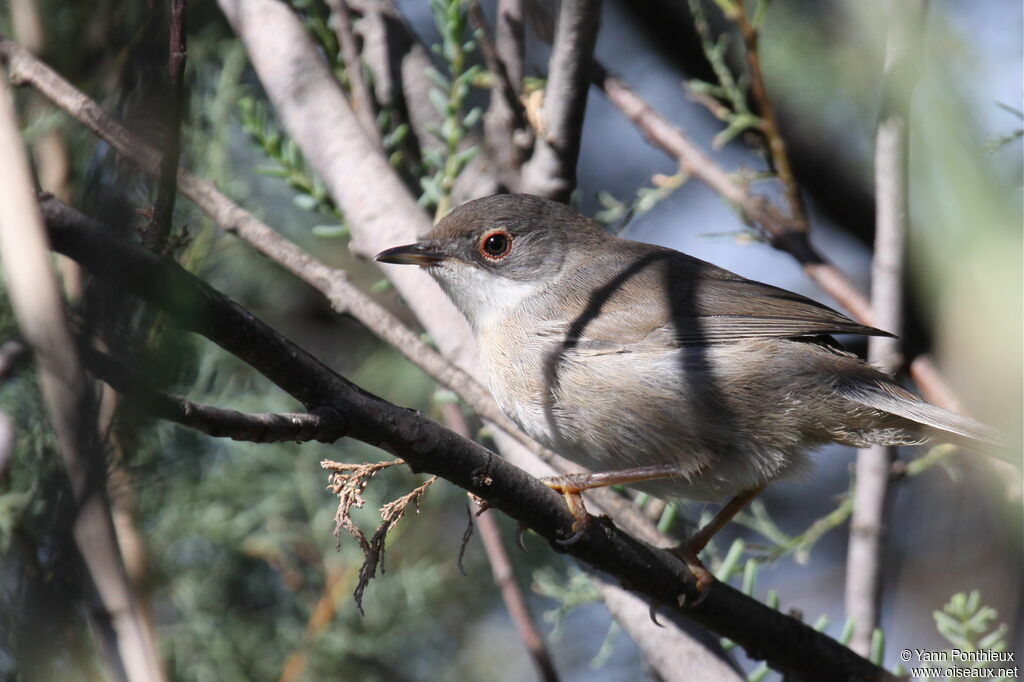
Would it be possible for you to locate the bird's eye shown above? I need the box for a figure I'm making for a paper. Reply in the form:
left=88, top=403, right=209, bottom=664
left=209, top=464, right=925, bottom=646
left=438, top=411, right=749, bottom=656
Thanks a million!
left=479, top=230, right=512, bottom=260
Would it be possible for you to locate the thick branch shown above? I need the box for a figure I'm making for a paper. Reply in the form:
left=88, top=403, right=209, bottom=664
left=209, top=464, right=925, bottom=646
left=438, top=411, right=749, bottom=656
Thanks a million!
left=42, top=197, right=897, bottom=682
left=0, top=70, right=165, bottom=682
left=520, top=0, right=601, bottom=201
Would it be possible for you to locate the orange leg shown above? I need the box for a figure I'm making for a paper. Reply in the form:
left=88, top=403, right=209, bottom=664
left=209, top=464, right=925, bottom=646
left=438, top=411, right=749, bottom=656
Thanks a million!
left=674, top=486, right=765, bottom=595
left=541, top=465, right=687, bottom=541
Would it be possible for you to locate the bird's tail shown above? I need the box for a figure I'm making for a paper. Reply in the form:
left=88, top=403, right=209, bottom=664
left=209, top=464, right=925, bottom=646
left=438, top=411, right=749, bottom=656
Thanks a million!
left=837, top=377, right=1004, bottom=452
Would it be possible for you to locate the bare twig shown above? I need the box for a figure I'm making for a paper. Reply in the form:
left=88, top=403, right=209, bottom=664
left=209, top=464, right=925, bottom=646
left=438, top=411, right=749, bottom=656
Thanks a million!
left=442, top=402, right=560, bottom=682
left=81, top=345, right=348, bottom=443
left=325, top=0, right=381, bottom=148
left=42, top=198, right=899, bottom=682
left=146, top=0, right=188, bottom=251
left=845, top=0, right=926, bottom=655
left=732, top=0, right=807, bottom=230
left=0, top=67, right=165, bottom=682
left=470, top=0, right=530, bottom=187
left=520, top=0, right=602, bottom=201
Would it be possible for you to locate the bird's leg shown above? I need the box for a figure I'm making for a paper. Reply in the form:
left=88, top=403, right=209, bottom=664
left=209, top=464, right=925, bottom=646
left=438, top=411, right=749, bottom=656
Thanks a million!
left=674, top=486, right=766, bottom=595
left=541, top=465, right=689, bottom=542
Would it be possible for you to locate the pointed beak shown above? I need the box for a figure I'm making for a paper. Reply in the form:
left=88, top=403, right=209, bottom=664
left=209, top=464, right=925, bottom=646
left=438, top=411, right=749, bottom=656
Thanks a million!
left=374, top=243, right=448, bottom=266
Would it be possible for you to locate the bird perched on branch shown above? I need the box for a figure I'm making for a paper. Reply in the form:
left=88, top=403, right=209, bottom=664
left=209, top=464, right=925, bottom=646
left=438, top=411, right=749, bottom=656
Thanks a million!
left=377, top=193, right=999, bottom=591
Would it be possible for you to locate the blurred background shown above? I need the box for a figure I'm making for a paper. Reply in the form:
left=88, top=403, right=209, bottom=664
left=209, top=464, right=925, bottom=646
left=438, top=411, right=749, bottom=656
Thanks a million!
left=0, top=0, right=1020, bottom=680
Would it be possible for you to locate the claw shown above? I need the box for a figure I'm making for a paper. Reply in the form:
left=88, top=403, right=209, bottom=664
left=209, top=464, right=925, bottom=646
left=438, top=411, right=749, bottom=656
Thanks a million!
left=555, top=527, right=586, bottom=546
left=671, top=536, right=717, bottom=602
left=515, top=523, right=529, bottom=552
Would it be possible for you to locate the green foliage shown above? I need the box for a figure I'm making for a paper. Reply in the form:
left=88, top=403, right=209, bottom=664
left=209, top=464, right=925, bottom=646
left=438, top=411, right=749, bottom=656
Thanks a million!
left=686, top=0, right=763, bottom=149
left=594, top=171, right=689, bottom=232
left=532, top=564, right=602, bottom=641
left=419, top=0, right=483, bottom=218
left=933, top=591, right=1011, bottom=679
left=238, top=95, right=346, bottom=229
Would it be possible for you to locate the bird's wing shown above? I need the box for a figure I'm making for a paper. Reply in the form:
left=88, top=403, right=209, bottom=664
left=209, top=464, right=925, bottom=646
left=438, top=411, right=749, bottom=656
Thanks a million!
left=548, top=248, right=889, bottom=354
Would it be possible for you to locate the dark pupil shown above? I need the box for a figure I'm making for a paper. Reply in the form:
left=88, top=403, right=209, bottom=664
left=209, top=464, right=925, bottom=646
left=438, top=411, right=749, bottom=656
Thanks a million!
left=484, top=233, right=508, bottom=255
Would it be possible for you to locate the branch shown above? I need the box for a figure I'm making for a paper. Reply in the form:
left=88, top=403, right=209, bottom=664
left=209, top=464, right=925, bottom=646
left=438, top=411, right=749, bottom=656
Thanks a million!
left=41, top=196, right=898, bottom=682
left=845, top=0, right=926, bottom=655
left=441, top=403, right=560, bottom=682
left=732, top=0, right=807, bottom=231
left=346, top=0, right=499, bottom=203
left=325, top=0, right=381, bottom=149
left=469, top=0, right=530, bottom=187
left=80, top=345, right=347, bottom=444
left=0, top=69, right=165, bottom=682
left=146, top=0, right=188, bottom=251
left=520, top=0, right=602, bottom=201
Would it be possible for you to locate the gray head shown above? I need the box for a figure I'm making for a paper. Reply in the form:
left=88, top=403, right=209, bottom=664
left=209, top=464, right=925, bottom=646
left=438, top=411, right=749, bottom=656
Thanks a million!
left=375, top=194, right=611, bottom=327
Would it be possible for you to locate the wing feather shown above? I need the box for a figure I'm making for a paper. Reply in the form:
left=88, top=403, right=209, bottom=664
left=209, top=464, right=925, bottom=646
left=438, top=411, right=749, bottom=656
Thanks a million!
left=544, top=246, right=890, bottom=353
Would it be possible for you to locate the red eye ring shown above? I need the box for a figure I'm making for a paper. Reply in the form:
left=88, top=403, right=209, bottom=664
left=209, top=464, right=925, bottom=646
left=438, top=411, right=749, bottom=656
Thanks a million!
left=479, top=230, right=512, bottom=260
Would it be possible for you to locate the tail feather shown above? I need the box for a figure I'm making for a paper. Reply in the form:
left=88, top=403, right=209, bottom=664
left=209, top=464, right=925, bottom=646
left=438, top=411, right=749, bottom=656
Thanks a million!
left=838, top=379, right=1004, bottom=451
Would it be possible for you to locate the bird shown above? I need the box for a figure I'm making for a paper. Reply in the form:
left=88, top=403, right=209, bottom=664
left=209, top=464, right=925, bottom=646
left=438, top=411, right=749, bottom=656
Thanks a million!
left=376, top=193, right=998, bottom=590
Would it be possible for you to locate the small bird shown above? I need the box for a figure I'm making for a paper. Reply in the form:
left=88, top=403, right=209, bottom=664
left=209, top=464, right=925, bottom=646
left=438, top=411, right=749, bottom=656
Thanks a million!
left=376, top=193, right=996, bottom=589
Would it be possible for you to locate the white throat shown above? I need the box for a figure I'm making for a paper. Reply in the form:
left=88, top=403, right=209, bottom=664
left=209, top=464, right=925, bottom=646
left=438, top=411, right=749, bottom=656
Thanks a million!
left=428, top=262, right=544, bottom=331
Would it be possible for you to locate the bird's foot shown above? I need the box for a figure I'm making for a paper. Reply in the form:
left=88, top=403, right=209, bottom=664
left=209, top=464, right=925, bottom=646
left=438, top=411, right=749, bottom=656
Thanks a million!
left=671, top=538, right=715, bottom=603
left=540, top=474, right=595, bottom=544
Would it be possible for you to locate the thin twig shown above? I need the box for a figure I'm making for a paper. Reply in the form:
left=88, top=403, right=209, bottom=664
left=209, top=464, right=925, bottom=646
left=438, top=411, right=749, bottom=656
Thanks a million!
left=81, top=345, right=348, bottom=443
left=0, top=67, right=165, bottom=682
left=325, top=0, right=381, bottom=148
left=442, top=402, right=560, bottom=682
left=732, top=0, right=807, bottom=230
left=146, top=0, right=188, bottom=251
left=469, top=0, right=529, bottom=187
left=41, top=197, right=899, bottom=682
left=520, top=0, right=602, bottom=201
left=845, top=0, right=926, bottom=655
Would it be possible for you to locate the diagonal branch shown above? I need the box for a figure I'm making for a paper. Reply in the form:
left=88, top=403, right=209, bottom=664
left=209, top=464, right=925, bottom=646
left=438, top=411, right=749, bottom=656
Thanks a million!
left=41, top=195, right=898, bottom=682
left=520, top=0, right=602, bottom=201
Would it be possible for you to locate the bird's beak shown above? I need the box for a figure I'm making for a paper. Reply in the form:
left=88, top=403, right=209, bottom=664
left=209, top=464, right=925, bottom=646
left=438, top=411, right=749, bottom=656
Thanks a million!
left=374, top=242, right=448, bottom=266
